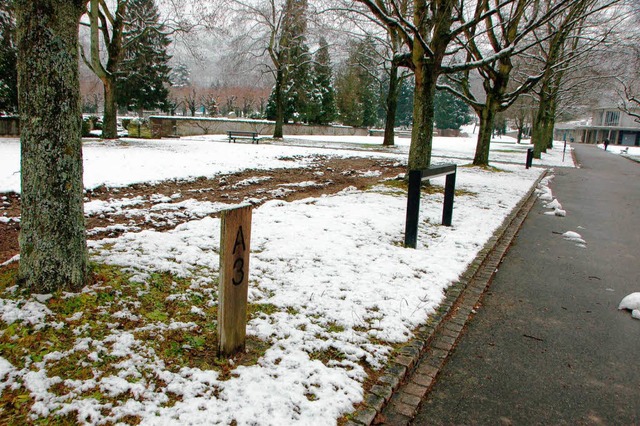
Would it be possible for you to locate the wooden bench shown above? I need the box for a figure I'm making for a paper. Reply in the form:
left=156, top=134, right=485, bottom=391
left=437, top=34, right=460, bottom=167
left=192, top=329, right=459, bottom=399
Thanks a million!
left=228, top=131, right=259, bottom=144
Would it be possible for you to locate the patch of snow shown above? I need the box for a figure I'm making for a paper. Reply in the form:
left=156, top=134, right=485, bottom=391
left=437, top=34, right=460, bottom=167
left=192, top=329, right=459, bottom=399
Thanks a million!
left=544, top=199, right=562, bottom=210
left=0, top=299, right=53, bottom=326
left=619, top=293, right=640, bottom=311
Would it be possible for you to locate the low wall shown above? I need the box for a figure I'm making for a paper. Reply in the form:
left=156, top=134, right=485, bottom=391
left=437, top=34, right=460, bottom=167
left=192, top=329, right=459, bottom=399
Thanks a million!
left=148, top=116, right=369, bottom=138
left=0, top=116, right=20, bottom=137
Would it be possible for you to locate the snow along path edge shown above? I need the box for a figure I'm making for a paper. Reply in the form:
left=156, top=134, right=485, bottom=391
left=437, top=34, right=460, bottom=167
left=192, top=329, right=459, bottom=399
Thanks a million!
left=345, top=169, right=549, bottom=426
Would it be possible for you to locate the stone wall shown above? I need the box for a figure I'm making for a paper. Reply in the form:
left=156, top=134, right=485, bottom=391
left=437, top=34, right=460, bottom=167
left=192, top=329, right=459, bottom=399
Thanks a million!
left=148, top=116, right=369, bottom=138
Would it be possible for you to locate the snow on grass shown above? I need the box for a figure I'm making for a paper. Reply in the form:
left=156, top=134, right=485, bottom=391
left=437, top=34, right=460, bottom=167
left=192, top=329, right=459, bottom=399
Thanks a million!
left=599, top=144, right=640, bottom=156
left=272, top=130, right=573, bottom=168
left=0, top=132, right=549, bottom=424
left=0, top=132, right=573, bottom=193
left=76, top=164, right=543, bottom=424
left=0, top=137, right=397, bottom=193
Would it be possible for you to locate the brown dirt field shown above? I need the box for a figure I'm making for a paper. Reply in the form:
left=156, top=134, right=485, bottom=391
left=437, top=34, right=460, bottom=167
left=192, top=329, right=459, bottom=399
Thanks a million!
left=0, top=156, right=405, bottom=265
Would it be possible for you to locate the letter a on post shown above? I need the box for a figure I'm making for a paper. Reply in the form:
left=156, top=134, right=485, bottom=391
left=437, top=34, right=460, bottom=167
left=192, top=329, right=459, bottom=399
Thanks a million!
left=218, top=205, right=252, bottom=356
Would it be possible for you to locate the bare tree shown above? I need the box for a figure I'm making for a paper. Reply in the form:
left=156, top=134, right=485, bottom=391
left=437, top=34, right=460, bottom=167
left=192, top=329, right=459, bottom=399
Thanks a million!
left=616, top=27, right=640, bottom=122
left=529, top=0, right=620, bottom=157
left=231, top=0, right=314, bottom=137
left=79, top=0, right=211, bottom=138
left=348, top=0, right=532, bottom=170
left=444, top=0, right=582, bottom=166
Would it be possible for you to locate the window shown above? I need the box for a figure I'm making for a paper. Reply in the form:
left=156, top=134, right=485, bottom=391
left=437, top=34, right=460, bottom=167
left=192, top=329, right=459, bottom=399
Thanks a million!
left=604, top=110, right=620, bottom=126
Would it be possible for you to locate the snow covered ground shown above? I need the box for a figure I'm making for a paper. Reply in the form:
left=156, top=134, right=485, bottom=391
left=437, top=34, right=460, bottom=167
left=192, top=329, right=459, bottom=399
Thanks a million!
left=597, top=143, right=640, bottom=159
left=0, top=132, right=572, bottom=193
left=0, top=132, right=567, bottom=424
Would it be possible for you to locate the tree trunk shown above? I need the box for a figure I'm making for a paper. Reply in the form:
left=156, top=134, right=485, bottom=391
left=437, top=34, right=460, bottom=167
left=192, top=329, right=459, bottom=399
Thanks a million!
left=517, top=126, right=523, bottom=144
left=102, top=76, right=118, bottom=139
left=544, top=97, right=558, bottom=149
left=473, top=97, right=499, bottom=166
left=16, top=0, right=89, bottom=293
left=273, top=68, right=284, bottom=139
left=383, top=63, right=401, bottom=147
left=408, top=61, right=437, bottom=171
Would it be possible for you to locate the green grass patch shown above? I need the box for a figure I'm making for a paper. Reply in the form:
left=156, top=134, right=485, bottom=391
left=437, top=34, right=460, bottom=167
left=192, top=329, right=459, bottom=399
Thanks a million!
left=0, top=262, right=271, bottom=423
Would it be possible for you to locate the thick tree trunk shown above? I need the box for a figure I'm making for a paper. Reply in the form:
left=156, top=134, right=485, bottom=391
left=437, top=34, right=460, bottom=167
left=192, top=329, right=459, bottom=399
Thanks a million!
left=383, top=63, right=401, bottom=147
left=408, top=62, right=437, bottom=171
left=16, top=0, right=89, bottom=293
left=532, top=93, right=553, bottom=159
left=102, top=76, right=118, bottom=139
left=473, top=97, right=499, bottom=166
left=273, top=68, right=284, bottom=139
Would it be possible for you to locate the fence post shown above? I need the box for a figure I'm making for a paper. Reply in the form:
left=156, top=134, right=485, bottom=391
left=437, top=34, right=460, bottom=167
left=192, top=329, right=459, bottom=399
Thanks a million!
left=218, top=205, right=252, bottom=357
left=442, top=170, right=456, bottom=226
left=404, top=170, right=422, bottom=249
left=526, top=148, right=533, bottom=169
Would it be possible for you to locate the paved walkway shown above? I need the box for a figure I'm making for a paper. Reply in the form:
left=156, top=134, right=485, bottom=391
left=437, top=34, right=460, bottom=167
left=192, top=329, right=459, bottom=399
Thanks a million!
left=413, top=145, right=640, bottom=424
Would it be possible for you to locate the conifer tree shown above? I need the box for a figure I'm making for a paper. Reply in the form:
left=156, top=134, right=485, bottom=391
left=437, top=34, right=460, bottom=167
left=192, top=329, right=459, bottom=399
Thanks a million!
left=395, top=77, right=414, bottom=127
left=434, top=87, right=472, bottom=131
left=265, top=0, right=311, bottom=124
left=169, top=62, right=191, bottom=88
left=308, top=37, right=336, bottom=125
left=116, top=0, right=171, bottom=114
left=335, top=37, right=380, bottom=127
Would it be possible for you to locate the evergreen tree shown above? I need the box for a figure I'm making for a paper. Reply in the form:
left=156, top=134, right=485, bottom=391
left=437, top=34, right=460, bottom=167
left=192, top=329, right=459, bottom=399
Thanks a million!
left=307, top=37, right=336, bottom=124
left=265, top=0, right=311, bottom=124
left=0, top=1, right=18, bottom=114
left=334, top=37, right=380, bottom=127
left=433, top=88, right=471, bottom=130
left=116, top=0, right=171, bottom=114
left=395, top=76, right=414, bottom=127
left=169, top=62, right=190, bottom=88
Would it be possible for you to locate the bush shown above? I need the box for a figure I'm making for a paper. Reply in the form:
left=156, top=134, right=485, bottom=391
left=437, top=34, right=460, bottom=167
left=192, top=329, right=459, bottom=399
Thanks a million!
left=82, top=115, right=101, bottom=137
left=82, top=117, right=92, bottom=137
left=127, top=118, right=152, bottom=139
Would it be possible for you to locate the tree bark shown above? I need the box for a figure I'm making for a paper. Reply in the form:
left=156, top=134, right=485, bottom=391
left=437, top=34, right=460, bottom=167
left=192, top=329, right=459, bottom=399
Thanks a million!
left=532, top=80, right=558, bottom=159
left=383, top=63, right=400, bottom=147
left=408, top=60, right=437, bottom=171
left=473, top=98, right=499, bottom=166
left=15, top=0, right=89, bottom=293
left=102, top=76, right=118, bottom=139
left=273, top=68, right=284, bottom=139
left=545, top=96, right=558, bottom=149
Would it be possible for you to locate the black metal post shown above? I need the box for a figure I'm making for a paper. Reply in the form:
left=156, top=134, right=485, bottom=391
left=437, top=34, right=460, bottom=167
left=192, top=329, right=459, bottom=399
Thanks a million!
left=526, top=148, right=533, bottom=169
left=404, top=170, right=422, bottom=248
left=442, top=170, right=456, bottom=226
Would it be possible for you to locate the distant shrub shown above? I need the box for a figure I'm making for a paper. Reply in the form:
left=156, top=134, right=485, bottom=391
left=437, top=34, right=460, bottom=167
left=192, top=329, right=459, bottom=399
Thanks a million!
left=127, top=118, right=152, bottom=139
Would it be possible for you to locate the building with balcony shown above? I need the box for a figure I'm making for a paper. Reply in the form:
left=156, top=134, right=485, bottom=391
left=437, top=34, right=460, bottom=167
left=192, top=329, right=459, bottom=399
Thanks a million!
left=555, top=106, right=640, bottom=146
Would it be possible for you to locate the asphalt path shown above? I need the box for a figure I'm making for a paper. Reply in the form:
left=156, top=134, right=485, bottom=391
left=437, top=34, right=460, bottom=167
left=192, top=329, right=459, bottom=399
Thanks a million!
left=414, top=144, right=640, bottom=425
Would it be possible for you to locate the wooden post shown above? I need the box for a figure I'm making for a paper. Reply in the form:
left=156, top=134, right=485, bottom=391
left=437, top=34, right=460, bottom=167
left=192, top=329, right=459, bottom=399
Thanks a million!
left=218, top=205, right=252, bottom=356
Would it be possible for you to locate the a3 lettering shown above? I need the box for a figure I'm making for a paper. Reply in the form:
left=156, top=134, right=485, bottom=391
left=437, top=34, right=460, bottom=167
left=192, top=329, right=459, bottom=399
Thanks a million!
left=232, top=258, right=244, bottom=286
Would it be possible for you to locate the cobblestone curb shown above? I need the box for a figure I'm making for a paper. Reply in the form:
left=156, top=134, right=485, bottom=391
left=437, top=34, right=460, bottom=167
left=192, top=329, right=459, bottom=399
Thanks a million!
left=345, top=170, right=548, bottom=426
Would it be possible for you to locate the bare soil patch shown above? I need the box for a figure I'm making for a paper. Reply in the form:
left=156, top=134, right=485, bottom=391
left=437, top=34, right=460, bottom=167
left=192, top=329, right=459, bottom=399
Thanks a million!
left=0, top=156, right=404, bottom=265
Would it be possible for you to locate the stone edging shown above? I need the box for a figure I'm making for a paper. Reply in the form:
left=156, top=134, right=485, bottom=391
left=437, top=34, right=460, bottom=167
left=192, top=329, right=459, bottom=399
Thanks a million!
left=345, top=169, right=549, bottom=426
